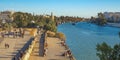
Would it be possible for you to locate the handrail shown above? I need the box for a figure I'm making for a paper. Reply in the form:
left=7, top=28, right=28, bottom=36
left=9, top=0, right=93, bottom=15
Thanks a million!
left=39, top=31, right=46, bottom=56
left=12, top=37, right=34, bottom=60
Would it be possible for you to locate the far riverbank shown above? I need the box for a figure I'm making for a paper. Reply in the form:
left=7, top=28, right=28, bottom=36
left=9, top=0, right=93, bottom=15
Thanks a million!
left=107, top=23, right=120, bottom=28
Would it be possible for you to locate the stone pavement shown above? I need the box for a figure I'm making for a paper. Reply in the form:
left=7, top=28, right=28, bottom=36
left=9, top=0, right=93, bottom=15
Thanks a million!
left=0, top=31, right=31, bottom=60
left=29, top=37, right=69, bottom=60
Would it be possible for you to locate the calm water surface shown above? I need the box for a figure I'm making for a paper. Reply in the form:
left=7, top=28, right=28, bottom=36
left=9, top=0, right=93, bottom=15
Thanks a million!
left=57, top=22, right=120, bottom=60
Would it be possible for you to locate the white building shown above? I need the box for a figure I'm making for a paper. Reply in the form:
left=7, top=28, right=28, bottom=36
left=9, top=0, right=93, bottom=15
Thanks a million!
left=103, top=12, right=120, bottom=23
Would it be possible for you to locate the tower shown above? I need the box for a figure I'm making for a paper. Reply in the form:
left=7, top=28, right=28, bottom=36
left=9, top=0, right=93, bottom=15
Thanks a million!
left=51, top=12, right=54, bottom=21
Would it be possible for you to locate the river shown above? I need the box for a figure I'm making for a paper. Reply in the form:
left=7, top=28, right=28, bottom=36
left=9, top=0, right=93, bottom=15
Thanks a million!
left=57, top=22, right=120, bottom=60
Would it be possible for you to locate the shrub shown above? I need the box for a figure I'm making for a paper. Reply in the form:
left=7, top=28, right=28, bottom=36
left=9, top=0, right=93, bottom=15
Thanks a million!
left=56, top=32, right=66, bottom=40
left=47, top=31, right=56, bottom=37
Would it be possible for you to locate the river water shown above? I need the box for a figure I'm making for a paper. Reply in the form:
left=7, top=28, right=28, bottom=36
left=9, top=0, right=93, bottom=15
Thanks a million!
left=57, top=22, right=120, bottom=60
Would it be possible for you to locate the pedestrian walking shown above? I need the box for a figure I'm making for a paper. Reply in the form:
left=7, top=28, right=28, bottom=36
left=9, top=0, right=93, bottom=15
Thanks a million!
left=5, top=43, right=9, bottom=48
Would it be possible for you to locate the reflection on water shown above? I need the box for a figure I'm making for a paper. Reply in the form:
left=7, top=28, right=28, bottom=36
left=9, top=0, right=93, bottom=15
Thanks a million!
left=58, top=22, right=120, bottom=60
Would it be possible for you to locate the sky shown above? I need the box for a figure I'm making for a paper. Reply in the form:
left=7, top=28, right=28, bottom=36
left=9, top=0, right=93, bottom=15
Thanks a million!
left=0, top=0, right=120, bottom=18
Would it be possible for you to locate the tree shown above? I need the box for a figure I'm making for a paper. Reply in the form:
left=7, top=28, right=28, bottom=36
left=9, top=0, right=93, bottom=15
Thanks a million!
left=110, top=44, right=120, bottom=60
left=96, top=42, right=112, bottom=60
left=97, top=13, right=107, bottom=25
left=44, top=19, right=57, bottom=32
left=3, top=23, right=12, bottom=31
left=91, top=13, right=107, bottom=26
left=96, top=42, right=120, bottom=60
left=12, top=11, right=57, bottom=32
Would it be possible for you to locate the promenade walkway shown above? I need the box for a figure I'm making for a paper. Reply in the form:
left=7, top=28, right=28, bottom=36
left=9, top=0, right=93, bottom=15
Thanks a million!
left=29, top=37, right=69, bottom=60
left=0, top=31, right=31, bottom=60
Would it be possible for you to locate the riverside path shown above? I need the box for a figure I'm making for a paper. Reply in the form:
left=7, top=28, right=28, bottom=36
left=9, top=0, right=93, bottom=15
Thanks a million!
left=29, top=34, right=70, bottom=60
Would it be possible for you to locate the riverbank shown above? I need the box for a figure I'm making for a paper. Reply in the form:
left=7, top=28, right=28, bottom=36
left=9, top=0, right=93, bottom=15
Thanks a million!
left=107, top=23, right=120, bottom=28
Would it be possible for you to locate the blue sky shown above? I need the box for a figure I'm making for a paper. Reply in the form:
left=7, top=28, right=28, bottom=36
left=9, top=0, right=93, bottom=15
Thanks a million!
left=0, top=0, right=120, bottom=17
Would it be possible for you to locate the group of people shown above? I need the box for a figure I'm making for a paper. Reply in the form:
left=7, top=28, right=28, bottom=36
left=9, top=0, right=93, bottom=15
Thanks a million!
left=60, top=40, right=74, bottom=60
left=0, top=28, right=25, bottom=38
left=5, top=43, right=9, bottom=48
left=64, top=50, right=72, bottom=57
left=61, top=40, right=66, bottom=46
left=43, top=47, right=48, bottom=56
left=43, top=42, right=48, bottom=56
left=62, top=49, right=74, bottom=60
left=13, top=28, right=25, bottom=38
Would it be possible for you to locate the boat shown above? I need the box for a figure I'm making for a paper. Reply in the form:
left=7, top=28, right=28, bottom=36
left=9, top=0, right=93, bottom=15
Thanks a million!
left=72, top=23, right=76, bottom=25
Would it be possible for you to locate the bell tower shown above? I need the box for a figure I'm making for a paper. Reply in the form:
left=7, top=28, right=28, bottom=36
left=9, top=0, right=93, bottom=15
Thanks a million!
left=51, top=12, right=54, bottom=21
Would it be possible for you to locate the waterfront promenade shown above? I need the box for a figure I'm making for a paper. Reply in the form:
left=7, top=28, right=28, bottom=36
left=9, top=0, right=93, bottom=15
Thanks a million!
left=29, top=36, right=69, bottom=60
left=0, top=29, right=75, bottom=60
left=0, top=31, right=31, bottom=60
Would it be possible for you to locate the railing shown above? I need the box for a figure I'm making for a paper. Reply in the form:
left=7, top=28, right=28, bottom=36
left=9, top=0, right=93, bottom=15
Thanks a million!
left=12, top=29, right=38, bottom=60
left=21, top=37, right=37, bottom=60
left=39, top=31, right=47, bottom=56
left=12, top=37, right=35, bottom=60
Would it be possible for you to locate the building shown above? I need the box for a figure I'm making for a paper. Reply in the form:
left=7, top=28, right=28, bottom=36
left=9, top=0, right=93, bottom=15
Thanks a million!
left=43, top=12, right=54, bottom=21
left=0, top=11, right=14, bottom=23
left=51, top=12, right=54, bottom=21
left=103, top=12, right=120, bottom=23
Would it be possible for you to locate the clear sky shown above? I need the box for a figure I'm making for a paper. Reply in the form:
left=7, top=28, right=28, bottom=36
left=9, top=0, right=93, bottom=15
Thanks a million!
left=0, top=0, right=120, bottom=18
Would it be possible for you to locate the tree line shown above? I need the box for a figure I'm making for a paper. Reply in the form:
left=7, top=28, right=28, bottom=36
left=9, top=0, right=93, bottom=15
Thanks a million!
left=90, top=13, right=107, bottom=26
left=1, top=11, right=83, bottom=32
left=96, top=42, right=120, bottom=60
left=55, top=16, right=83, bottom=24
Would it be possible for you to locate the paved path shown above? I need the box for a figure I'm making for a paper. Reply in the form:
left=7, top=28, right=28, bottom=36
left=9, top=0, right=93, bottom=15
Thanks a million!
left=29, top=37, right=69, bottom=60
left=0, top=32, right=31, bottom=60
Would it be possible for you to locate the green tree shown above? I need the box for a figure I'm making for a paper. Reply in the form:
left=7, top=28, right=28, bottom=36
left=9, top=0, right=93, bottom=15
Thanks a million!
left=97, top=13, right=107, bottom=25
left=12, top=11, right=57, bottom=32
left=96, top=42, right=112, bottom=60
left=44, top=19, right=57, bottom=32
left=96, top=42, right=120, bottom=60
left=110, top=44, right=120, bottom=60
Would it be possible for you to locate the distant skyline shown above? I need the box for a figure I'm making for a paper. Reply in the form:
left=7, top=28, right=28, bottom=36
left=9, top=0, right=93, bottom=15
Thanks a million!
left=0, top=0, right=120, bottom=18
